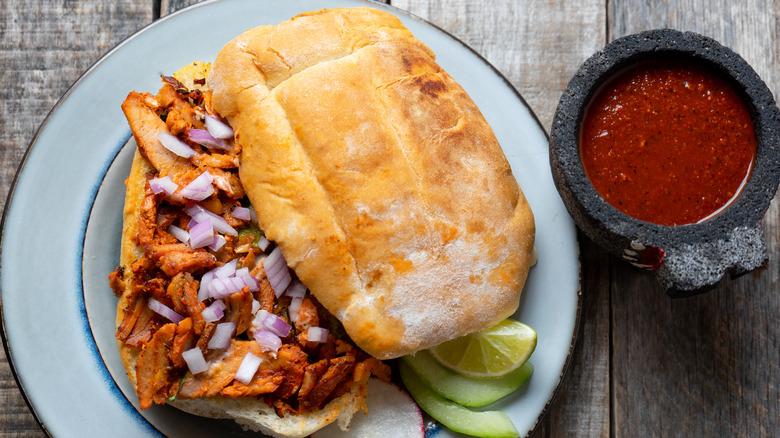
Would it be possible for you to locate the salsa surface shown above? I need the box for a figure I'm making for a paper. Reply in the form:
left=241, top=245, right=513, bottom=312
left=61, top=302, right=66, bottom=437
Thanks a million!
left=579, top=60, right=756, bottom=226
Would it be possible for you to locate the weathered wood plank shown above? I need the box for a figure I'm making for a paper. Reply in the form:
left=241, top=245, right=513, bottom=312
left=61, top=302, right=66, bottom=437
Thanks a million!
left=609, top=1, right=780, bottom=436
left=392, top=1, right=609, bottom=436
left=0, top=0, right=154, bottom=436
left=392, top=0, right=606, bottom=131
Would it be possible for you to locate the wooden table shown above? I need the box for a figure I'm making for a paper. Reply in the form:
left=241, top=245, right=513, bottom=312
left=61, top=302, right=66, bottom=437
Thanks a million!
left=1, top=0, right=778, bottom=436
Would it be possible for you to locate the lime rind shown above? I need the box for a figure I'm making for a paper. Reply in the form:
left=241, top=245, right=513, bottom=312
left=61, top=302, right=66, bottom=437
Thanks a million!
left=430, top=319, right=537, bottom=378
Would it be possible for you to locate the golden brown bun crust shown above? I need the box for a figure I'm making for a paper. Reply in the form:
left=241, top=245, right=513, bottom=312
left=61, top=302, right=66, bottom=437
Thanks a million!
left=208, top=7, right=535, bottom=359
left=115, top=148, right=153, bottom=388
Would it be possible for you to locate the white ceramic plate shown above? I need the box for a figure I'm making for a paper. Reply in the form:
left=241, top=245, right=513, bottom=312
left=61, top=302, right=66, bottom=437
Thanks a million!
left=0, top=0, right=581, bottom=436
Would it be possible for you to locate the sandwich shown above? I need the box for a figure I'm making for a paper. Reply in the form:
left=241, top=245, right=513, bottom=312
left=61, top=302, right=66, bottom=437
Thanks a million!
left=109, top=6, right=535, bottom=437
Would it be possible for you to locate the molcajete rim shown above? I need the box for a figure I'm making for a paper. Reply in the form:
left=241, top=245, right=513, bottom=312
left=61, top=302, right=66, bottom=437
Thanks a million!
left=550, top=28, right=780, bottom=260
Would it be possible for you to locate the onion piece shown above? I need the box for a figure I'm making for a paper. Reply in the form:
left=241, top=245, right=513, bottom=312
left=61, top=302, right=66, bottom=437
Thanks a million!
left=234, top=353, right=262, bottom=385
left=189, top=220, right=215, bottom=249
left=256, top=235, right=270, bottom=251
left=251, top=299, right=261, bottom=314
left=210, top=275, right=229, bottom=299
left=308, top=327, right=329, bottom=343
left=198, top=270, right=214, bottom=301
left=149, top=176, right=178, bottom=195
left=235, top=268, right=260, bottom=292
left=249, top=208, right=258, bottom=224
left=253, top=310, right=291, bottom=338
left=185, top=204, right=237, bottom=236
left=232, top=206, right=251, bottom=220
left=285, top=280, right=307, bottom=299
left=168, top=225, right=190, bottom=244
left=157, top=131, right=195, bottom=158
left=288, top=296, right=303, bottom=323
left=263, top=246, right=285, bottom=274
left=205, top=114, right=235, bottom=139
left=187, top=128, right=230, bottom=150
left=201, top=300, right=226, bottom=323
left=214, top=259, right=238, bottom=279
left=208, top=322, right=236, bottom=350
left=270, top=270, right=292, bottom=298
left=263, top=247, right=291, bottom=297
left=182, top=348, right=209, bottom=374
left=253, top=329, right=282, bottom=353
left=148, top=298, right=184, bottom=323
left=208, top=234, right=227, bottom=251
left=179, top=172, right=214, bottom=201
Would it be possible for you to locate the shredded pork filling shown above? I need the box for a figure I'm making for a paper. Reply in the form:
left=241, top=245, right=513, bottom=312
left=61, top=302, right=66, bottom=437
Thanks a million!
left=110, top=74, right=390, bottom=415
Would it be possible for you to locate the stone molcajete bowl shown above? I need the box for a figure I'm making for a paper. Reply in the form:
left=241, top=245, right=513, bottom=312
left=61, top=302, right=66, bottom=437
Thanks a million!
left=550, top=29, right=780, bottom=297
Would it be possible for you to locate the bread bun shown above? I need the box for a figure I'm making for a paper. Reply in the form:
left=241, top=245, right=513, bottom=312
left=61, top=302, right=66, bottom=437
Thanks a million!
left=208, top=7, right=535, bottom=359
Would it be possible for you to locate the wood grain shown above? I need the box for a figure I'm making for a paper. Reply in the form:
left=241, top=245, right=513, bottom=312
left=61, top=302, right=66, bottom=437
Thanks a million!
left=392, top=0, right=606, bottom=131
left=609, top=1, right=780, bottom=436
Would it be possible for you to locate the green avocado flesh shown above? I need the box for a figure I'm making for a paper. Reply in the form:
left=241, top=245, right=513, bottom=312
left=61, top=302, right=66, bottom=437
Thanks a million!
left=400, top=362, right=519, bottom=438
left=402, top=350, right=533, bottom=407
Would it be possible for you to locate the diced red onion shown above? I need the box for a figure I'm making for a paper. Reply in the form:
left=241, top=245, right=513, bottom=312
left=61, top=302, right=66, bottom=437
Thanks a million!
left=249, top=208, right=258, bottom=224
left=288, top=296, right=303, bottom=323
left=230, top=276, right=246, bottom=292
left=215, top=259, right=238, bottom=279
left=234, top=353, right=262, bottom=385
left=236, top=268, right=259, bottom=292
left=189, top=220, right=215, bottom=249
left=251, top=299, right=261, bottom=314
left=263, top=247, right=285, bottom=274
left=256, top=235, right=270, bottom=251
left=185, top=204, right=237, bottom=236
left=201, top=300, right=226, bottom=323
left=179, top=172, right=215, bottom=201
left=308, top=327, right=329, bottom=343
left=205, top=114, right=235, bottom=139
left=270, top=270, right=291, bottom=298
left=265, top=313, right=292, bottom=338
left=149, top=176, right=178, bottom=195
left=208, top=234, right=227, bottom=251
left=202, top=258, right=265, bottom=299
left=253, top=329, right=282, bottom=353
left=253, top=309, right=291, bottom=338
left=187, top=128, right=230, bottom=150
left=265, top=262, right=285, bottom=286
left=211, top=276, right=229, bottom=299
left=208, top=275, right=250, bottom=299
left=263, top=247, right=291, bottom=297
left=148, top=298, right=184, bottom=323
left=157, top=131, right=196, bottom=158
left=182, top=348, right=209, bottom=374
left=168, top=225, right=190, bottom=244
left=198, top=270, right=214, bottom=301
left=285, top=280, right=307, bottom=299
left=252, top=309, right=270, bottom=327
left=232, top=206, right=251, bottom=221
left=208, top=322, right=236, bottom=350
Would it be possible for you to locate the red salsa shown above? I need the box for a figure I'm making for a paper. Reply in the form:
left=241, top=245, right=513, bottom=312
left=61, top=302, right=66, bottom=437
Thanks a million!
left=579, top=60, right=756, bottom=226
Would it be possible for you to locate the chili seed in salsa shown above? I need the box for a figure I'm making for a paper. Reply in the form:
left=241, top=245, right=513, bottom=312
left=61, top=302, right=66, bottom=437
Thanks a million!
left=579, top=60, right=756, bottom=226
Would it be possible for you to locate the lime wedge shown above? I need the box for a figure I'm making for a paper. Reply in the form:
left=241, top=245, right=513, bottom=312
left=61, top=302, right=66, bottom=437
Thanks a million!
left=429, top=319, right=536, bottom=378
left=400, top=362, right=519, bottom=438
